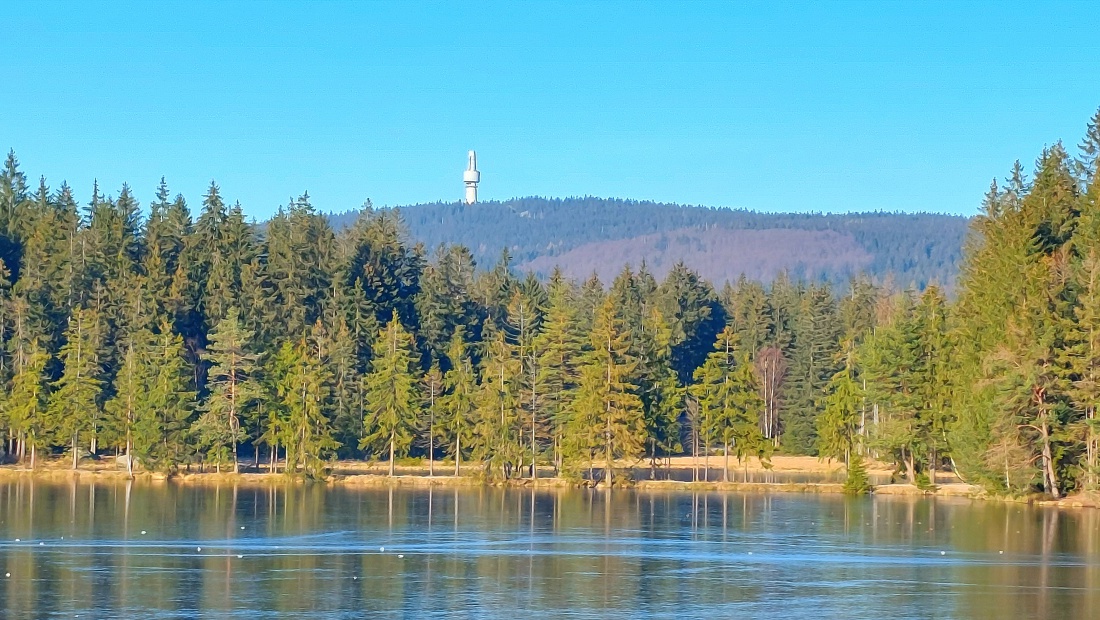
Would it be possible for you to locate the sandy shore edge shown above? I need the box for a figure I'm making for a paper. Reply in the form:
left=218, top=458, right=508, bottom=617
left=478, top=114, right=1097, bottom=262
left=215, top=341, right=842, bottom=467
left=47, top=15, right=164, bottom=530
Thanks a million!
left=2, top=456, right=1095, bottom=508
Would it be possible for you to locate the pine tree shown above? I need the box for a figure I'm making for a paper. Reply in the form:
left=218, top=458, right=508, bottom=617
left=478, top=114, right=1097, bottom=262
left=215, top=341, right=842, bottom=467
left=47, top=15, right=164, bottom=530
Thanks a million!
left=472, top=322, right=522, bottom=479
left=340, top=209, right=423, bottom=328
left=322, top=312, right=365, bottom=456
left=656, top=262, right=728, bottom=383
left=692, top=326, right=768, bottom=481
left=143, top=178, right=191, bottom=325
left=275, top=334, right=338, bottom=478
left=862, top=293, right=923, bottom=484
left=439, top=327, right=477, bottom=475
left=565, top=298, right=644, bottom=486
left=1067, top=253, right=1100, bottom=492
left=47, top=306, right=104, bottom=469
left=416, top=244, right=481, bottom=360
left=2, top=339, right=49, bottom=468
left=136, top=324, right=195, bottom=472
left=361, top=313, right=420, bottom=476
left=913, top=286, right=951, bottom=484
left=195, top=308, right=259, bottom=473
left=724, top=275, right=771, bottom=359
left=783, top=284, right=841, bottom=455
left=817, top=340, right=862, bottom=470
left=843, top=452, right=872, bottom=495
left=421, top=363, right=444, bottom=476
left=264, top=195, right=333, bottom=340
left=105, top=329, right=150, bottom=476
left=533, top=270, right=584, bottom=473
left=505, top=290, right=544, bottom=478
left=635, top=307, right=683, bottom=473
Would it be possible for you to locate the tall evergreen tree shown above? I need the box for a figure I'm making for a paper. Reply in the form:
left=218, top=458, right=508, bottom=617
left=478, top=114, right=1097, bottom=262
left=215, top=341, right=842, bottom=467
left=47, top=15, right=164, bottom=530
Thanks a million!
left=534, top=270, right=584, bottom=472
left=817, top=340, right=863, bottom=470
left=2, top=339, right=49, bottom=468
left=692, top=326, right=768, bottom=481
left=195, top=308, right=259, bottom=473
left=565, top=298, right=644, bottom=486
left=439, top=327, right=477, bottom=475
left=47, top=306, right=104, bottom=469
left=635, top=307, right=683, bottom=472
left=361, top=313, right=420, bottom=476
left=136, top=324, right=196, bottom=472
left=472, top=322, right=522, bottom=479
left=274, top=334, right=338, bottom=478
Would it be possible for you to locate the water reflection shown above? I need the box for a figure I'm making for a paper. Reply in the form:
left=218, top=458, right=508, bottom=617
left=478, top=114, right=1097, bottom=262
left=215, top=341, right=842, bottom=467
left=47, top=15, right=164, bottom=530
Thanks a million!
left=1, top=480, right=1098, bottom=618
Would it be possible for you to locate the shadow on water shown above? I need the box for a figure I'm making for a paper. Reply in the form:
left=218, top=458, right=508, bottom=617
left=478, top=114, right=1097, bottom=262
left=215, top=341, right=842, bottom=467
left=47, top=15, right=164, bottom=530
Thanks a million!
left=1, top=479, right=1099, bottom=618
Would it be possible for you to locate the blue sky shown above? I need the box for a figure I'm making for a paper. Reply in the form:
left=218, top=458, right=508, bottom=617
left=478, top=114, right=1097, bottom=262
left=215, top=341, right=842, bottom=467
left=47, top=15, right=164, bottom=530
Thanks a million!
left=4, top=1, right=1099, bottom=218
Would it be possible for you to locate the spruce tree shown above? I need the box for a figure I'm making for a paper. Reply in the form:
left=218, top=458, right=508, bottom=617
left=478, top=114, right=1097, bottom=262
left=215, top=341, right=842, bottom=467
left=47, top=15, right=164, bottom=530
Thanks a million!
left=566, top=298, right=644, bottom=486
left=635, top=307, right=683, bottom=474
left=136, top=324, right=195, bottom=472
left=472, top=322, right=522, bottom=479
left=533, top=270, right=584, bottom=473
left=105, top=330, right=150, bottom=476
left=862, top=293, right=923, bottom=484
left=817, top=340, right=863, bottom=470
left=783, top=284, right=841, bottom=455
left=361, top=313, right=420, bottom=476
left=340, top=209, right=423, bottom=328
left=2, top=339, right=49, bottom=468
left=692, top=326, right=767, bottom=481
left=195, top=308, right=259, bottom=473
left=275, top=334, right=338, bottom=478
left=421, top=363, right=444, bottom=476
left=505, top=291, right=544, bottom=478
left=439, top=327, right=476, bottom=476
left=47, top=306, right=104, bottom=469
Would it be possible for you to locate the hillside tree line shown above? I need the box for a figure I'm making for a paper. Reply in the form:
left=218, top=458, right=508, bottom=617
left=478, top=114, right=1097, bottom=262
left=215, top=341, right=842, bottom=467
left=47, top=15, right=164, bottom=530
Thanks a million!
left=1, top=107, right=1099, bottom=496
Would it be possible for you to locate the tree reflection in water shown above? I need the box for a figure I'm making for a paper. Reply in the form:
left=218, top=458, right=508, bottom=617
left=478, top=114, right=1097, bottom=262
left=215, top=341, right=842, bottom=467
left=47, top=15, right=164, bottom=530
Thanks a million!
left=1, top=480, right=1098, bottom=619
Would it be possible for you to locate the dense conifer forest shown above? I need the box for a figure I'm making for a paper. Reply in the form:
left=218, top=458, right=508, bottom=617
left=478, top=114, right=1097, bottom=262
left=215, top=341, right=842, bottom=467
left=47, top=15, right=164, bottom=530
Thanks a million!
left=2, top=108, right=1100, bottom=496
left=331, top=197, right=969, bottom=289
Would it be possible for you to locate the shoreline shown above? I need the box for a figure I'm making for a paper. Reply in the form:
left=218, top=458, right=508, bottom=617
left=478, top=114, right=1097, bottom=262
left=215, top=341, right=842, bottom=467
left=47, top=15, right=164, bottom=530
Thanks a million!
left=2, top=456, right=1096, bottom=508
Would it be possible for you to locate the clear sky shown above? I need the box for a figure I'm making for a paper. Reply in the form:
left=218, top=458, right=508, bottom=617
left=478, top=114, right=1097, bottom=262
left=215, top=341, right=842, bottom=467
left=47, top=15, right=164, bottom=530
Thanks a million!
left=4, top=1, right=1100, bottom=218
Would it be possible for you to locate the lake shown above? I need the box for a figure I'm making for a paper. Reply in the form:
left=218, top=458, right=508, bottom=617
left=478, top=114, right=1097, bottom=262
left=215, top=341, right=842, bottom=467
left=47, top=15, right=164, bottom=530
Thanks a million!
left=1, top=479, right=1098, bottom=618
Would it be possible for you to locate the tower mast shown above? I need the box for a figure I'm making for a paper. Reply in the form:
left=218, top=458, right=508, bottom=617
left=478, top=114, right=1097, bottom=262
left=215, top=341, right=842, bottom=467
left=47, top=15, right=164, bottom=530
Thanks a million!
left=463, top=150, right=480, bottom=204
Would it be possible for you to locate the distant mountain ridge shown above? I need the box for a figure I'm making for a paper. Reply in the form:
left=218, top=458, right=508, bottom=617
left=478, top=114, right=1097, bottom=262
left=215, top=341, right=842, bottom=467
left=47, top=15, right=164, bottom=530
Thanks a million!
left=329, top=197, right=970, bottom=288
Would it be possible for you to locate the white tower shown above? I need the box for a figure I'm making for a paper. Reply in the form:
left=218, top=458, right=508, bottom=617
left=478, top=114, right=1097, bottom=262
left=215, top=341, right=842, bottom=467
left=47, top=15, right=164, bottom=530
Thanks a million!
left=463, top=150, right=480, bottom=204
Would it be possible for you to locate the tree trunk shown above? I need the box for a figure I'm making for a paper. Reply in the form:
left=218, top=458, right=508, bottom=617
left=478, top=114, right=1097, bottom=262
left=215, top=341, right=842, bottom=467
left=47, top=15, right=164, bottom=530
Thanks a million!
left=928, top=445, right=937, bottom=488
left=531, top=404, right=538, bottom=481
left=1089, top=406, right=1098, bottom=491
left=1041, top=421, right=1060, bottom=498
left=72, top=434, right=79, bottom=470
left=692, top=426, right=699, bottom=482
left=649, top=438, right=657, bottom=481
left=455, top=435, right=461, bottom=477
left=704, top=436, right=710, bottom=483
left=554, top=434, right=561, bottom=476
left=605, top=441, right=613, bottom=488
left=389, top=434, right=396, bottom=477
left=724, top=443, right=730, bottom=483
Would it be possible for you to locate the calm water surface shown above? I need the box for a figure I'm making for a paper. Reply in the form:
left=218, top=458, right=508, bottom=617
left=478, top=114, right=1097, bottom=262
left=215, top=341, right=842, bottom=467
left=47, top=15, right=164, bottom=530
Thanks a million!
left=1, top=480, right=1099, bottom=619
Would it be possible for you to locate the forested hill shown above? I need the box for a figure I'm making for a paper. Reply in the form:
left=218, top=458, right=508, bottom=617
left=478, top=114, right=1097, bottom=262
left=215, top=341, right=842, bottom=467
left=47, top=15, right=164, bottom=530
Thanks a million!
left=330, top=198, right=970, bottom=288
